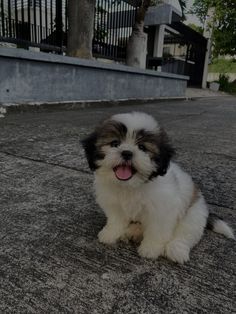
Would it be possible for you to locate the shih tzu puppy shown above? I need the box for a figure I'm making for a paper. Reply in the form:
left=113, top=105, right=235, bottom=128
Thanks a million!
left=81, top=112, right=234, bottom=264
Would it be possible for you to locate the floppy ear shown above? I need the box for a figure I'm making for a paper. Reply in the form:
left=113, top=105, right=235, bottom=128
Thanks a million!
left=81, top=132, right=100, bottom=171
left=150, top=128, right=175, bottom=178
left=157, top=129, right=175, bottom=176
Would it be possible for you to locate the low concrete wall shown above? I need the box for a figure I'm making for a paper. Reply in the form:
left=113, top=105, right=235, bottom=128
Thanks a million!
left=0, top=48, right=188, bottom=105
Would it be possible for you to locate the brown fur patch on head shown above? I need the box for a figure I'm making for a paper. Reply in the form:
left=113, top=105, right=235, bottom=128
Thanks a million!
left=135, top=128, right=175, bottom=178
left=96, top=119, right=127, bottom=148
left=81, top=120, right=127, bottom=171
left=135, top=129, right=160, bottom=156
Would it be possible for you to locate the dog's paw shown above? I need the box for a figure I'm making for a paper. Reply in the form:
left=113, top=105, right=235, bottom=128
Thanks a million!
left=138, top=241, right=163, bottom=259
left=165, top=240, right=190, bottom=264
left=125, top=222, right=143, bottom=243
left=98, top=227, right=119, bottom=245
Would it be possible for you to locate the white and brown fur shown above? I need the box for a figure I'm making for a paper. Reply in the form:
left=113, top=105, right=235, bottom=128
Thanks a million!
left=82, top=112, right=235, bottom=263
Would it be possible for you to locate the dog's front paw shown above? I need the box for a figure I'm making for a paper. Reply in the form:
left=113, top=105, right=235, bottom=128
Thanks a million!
left=165, top=240, right=190, bottom=264
left=124, top=222, right=143, bottom=243
left=138, top=241, right=163, bottom=259
left=98, top=227, right=120, bottom=245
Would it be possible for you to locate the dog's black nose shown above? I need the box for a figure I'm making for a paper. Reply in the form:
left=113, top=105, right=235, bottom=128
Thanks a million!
left=121, top=150, right=133, bottom=160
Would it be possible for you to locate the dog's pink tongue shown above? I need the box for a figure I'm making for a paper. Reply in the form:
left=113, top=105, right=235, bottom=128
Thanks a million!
left=115, top=165, right=132, bottom=180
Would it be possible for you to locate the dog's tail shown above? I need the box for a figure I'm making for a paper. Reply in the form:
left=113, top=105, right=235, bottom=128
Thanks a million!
left=207, top=213, right=235, bottom=239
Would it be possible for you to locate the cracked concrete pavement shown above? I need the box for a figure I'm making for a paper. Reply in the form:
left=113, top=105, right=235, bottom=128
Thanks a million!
left=0, top=96, right=236, bottom=313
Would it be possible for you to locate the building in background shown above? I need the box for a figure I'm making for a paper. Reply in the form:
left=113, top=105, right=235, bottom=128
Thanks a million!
left=0, top=0, right=207, bottom=86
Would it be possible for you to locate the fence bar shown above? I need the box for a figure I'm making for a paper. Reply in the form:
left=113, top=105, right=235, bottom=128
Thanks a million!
left=64, top=0, right=67, bottom=35
left=27, top=0, right=31, bottom=40
left=50, top=0, right=53, bottom=44
left=1, top=0, right=5, bottom=36
left=33, top=0, right=37, bottom=42
left=21, top=0, right=24, bottom=25
left=55, top=0, right=62, bottom=48
left=39, top=0, right=42, bottom=42
left=7, top=0, right=12, bottom=37
left=14, top=0, right=18, bottom=38
left=104, top=0, right=109, bottom=56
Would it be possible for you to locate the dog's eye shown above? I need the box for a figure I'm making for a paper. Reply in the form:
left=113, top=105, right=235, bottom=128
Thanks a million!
left=138, top=144, right=147, bottom=152
left=110, top=140, right=120, bottom=147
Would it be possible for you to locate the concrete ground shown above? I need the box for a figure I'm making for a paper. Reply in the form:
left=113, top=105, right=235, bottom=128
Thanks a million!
left=0, top=96, right=235, bottom=313
left=185, top=87, right=227, bottom=98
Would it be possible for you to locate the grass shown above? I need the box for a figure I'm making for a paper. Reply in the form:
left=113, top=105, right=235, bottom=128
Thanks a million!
left=217, top=74, right=236, bottom=95
left=226, top=80, right=236, bottom=94
left=208, top=58, right=236, bottom=73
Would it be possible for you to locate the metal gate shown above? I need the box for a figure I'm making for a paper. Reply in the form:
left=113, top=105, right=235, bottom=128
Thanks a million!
left=163, top=22, right=207, bottom=86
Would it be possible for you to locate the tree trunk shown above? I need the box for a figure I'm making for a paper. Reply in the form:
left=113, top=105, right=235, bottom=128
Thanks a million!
left=67, top=0, right=95, bottom=59
left=126, top=0, right=151, bottom=68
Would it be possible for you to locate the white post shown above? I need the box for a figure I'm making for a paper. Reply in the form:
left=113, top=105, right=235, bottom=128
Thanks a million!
left=153, top=24, right=165, bottom=58
left=202, top=7, right=215, bottom=89
left=153, top=24, right=165, bottom=71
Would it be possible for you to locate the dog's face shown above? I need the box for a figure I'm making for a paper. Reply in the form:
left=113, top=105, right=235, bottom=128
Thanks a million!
left=81, top=112, right=175, bottom=187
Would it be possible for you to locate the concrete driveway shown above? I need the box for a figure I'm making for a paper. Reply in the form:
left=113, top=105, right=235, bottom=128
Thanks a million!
left=0, top=96, right=235, bottom=313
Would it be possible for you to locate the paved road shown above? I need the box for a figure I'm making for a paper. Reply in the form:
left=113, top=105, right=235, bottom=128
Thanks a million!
left=0, top=96, right=235, bottom=313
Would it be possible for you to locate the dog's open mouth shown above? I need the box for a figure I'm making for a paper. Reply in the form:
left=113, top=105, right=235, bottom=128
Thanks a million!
left=113, top=163, right=136, bottom=181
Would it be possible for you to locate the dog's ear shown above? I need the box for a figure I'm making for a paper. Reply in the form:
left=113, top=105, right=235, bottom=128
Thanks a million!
left=155, top=128, right=175, bottom=176
left=81, top=132, right=100, bottom=171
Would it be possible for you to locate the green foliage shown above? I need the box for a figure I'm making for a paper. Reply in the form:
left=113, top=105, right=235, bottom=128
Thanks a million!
left=187, top=23, right=204, bottom=34
left=227, top=81, right=236, bottom=94
left=190, top=0, right=236, bottom=57
left=208, top=58, right=236, bottom=73
left=150, top=0, right=159, bottom=5
left=218, top=73, right=230, bottom=90
left=189, top=0, right=210, bottom=24
left=218, top=74, right=236, bottom=94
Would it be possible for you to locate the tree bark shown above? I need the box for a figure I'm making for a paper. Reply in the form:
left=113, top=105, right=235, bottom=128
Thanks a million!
left=67, top=0, right=95, bottom=59
left=126, top=0, right=151, bottom=68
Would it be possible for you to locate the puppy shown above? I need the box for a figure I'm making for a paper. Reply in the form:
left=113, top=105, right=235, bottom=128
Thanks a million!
left=82, top=112, right=234, bottom=263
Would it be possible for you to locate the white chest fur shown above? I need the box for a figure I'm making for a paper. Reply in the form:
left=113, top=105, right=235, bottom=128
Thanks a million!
left=95, top=177, right=145, bottom=222
left=117, top=188, right=144, bottom=221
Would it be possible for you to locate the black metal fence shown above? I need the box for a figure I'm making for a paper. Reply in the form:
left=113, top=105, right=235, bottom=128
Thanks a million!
left=0, top=0, right=66, bottom=51
left=94, top=0, right=137, bottom=60
left=0, top=0, right=138, bottom=59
